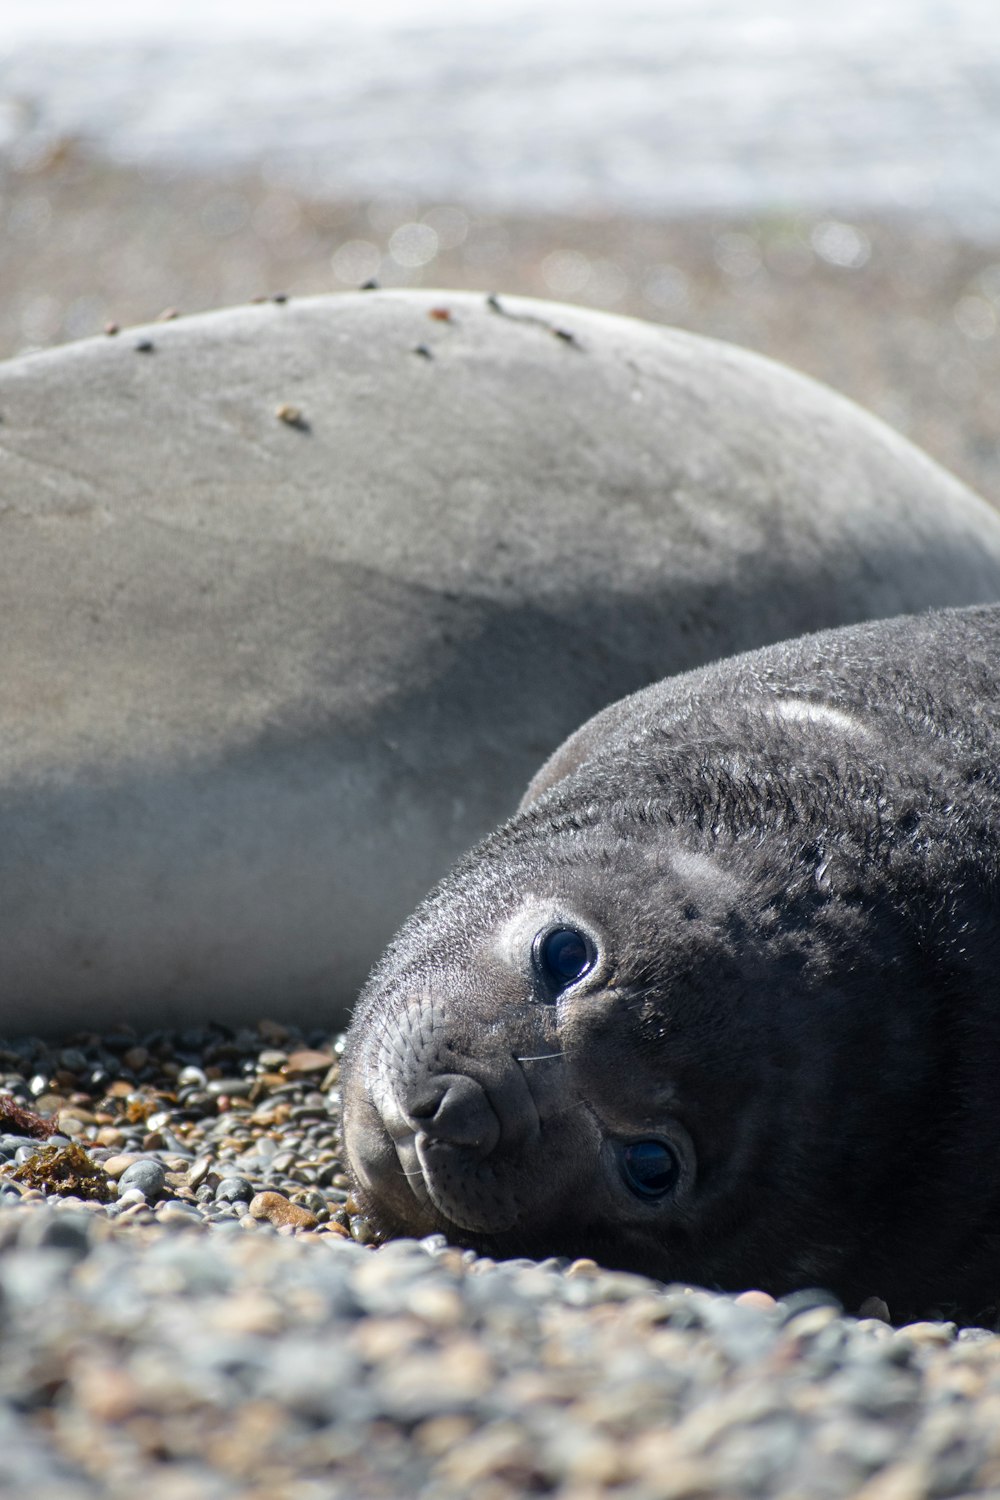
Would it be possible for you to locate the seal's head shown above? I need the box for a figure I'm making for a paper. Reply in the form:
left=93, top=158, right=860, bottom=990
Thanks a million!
left=342, top=706, right=998, bottom=1320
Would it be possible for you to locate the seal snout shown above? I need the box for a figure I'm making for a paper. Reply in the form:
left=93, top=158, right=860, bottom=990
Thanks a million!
left=406, top=1073, right=501, bottom=1155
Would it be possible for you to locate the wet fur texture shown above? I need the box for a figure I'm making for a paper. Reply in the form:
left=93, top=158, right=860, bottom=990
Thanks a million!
left=343, top=606, right=1000, bottom=1323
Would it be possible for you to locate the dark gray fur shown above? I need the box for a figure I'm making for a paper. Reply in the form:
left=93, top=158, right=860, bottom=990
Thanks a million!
left=342, top=606, right=1000, bottom=1322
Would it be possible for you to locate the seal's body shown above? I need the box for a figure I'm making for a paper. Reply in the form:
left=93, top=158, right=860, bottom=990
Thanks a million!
left=343, top=606, right=1000, bottom=1322
left=4, top=292, right=1000, bottom=1032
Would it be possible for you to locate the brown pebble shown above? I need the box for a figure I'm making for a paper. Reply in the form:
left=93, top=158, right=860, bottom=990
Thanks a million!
left=566, top=1258, right=601, bottom=1279
left=210, top=1293, right=285, bottom=1336
left=155, top=307, right=179, bottom=321
left=248, top=1191, right=319, bottom=1230
left=250, top=1103, right=291, bottom=1127
left=94, top=1126, right=128, bottom=1148
left=123, top=1046, right=149, bottom=1071
left=436, top=1423, right=532, bottom=1487
left=103, top=321, right=119, bottom=336
left=321, top=1221, right=351, bottom=1239
left=101, top=1153, right=141, bottom=1180
left=429, top=306, right=453, bottom=321
left=416, top=1414, right=476, bottom=1456
left=283, top=1048, right=335, bottom=1077
left=894, top=1320, right=956, bottom=1345
left=850, top=1460, right=928, bottom=1500
left=77, top=1364, right=140, bottom=1422
left=734, top=1289, right=778, bottom=1310
left=275, top=402, right=302, bottom=425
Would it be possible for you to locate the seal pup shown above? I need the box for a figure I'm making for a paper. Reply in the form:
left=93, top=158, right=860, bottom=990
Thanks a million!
left=4, top=290, right=1000, bottom=1033
left=343, top=605, right=1000, bottom=1322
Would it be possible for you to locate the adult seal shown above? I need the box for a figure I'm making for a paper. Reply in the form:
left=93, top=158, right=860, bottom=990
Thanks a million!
left=343, top=605, right=1000, bottom=1323
left=3, top=290, right=1000, bottom=1033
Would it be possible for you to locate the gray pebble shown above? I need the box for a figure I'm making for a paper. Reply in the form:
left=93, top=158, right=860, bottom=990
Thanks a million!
left=205, top=1077, right=253, bottom=1098
left=0, top=1133, right=39, bottom=1158
left=215, top=1176, right=254, bottom=1203
left=118, top=1159, right=167, bottom=1200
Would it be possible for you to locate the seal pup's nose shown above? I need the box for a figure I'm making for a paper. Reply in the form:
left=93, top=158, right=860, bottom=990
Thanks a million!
left=406, top=1074, right=500, bottom=1155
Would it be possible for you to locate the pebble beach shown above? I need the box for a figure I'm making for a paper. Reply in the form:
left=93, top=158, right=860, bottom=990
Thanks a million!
left=3, top=1019, right=1000, bottom=1500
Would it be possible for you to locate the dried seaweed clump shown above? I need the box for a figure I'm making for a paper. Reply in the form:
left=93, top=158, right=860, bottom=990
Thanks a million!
left=0, top=1093, right=54, bottom=1140
left=11, top=1142, right=116, bottom=1202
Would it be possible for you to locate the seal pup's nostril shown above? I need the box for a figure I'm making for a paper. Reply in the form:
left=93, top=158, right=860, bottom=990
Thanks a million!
left=406, top=1074, right=500, bottom=1154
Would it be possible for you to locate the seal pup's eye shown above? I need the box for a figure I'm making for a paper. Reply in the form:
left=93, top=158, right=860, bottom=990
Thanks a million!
left=532, top=925, right=595, bottom=994
left=621, top=1140, right=680, bottom=1199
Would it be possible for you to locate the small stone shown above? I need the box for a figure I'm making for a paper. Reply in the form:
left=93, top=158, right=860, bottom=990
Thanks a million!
left=284, top=1049, right=335, bottom=1077
left=850, top=1460, right=929, bottom=1500
left=114, top=1186, right=148, bottom=1209
left=275, top=403, right=306, bottom=428
left=894, top=1320, right=956, bottom=1345
left=122, top=1046, right=149, bottom=1071
left=18, top=1210, right=95, bottom=1255
left=134, top=339, right=155, bottom=353
left=77, top=1365, right=140, bottom=1422
left=0, top=1133, right=38, bottom=1159
left=734, top=1289, right=778, bottom=1310
left=100, top=1153, right=142, bottom=1179
left=186, top=1155, right=213, bottom=1189
left=857, top=1296, right=892, bottom=1322
left=566, top=1258, right=601, bottom=1279
left=216, top=1176, right=255, bottom=1203
left=257, top=1049, right=288, bottom=1070
left=156, top=307, right=179, bottom=321
left=156, top=1202, right=203, bottom=1226
left=177, top=1065, right=208, bottom=1088
left=104, top=321, right=119, bottom=335
left=206, top=1078, right=253, bottom=1098
left=248, top=1191, right=319, bottom=1230
left=210, top=1292, right=285, bottom=1335
left=118, top=1159, right=167, bottom=1201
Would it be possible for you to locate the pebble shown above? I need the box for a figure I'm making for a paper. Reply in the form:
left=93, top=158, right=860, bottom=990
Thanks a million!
left=248, top=1191, right=319, bottom=1230
left=215, top=1176, right=254, bottom=1204
left=117, top=1159, right=167, bottom=1201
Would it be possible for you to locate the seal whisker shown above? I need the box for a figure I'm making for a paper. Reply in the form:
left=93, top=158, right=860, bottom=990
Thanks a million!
left=516, top=1051, right=568, bottom=1063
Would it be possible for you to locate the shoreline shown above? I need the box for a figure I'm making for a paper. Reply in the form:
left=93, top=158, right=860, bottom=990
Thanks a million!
left=3, top=143, right=1000, bottom=504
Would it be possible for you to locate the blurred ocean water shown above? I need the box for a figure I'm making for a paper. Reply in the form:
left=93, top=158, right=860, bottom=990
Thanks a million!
left=2, top=0, right=1000, bottom=226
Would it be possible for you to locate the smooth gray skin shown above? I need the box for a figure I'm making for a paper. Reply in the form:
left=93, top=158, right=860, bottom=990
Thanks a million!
left=342, top=606, right=1000, bottom=1322
left=3, top=289, right=1000, bottom=1033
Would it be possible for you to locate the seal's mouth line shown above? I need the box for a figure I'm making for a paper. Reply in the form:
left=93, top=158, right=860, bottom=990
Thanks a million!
left=390, top=1131, right=432, bottom=1207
